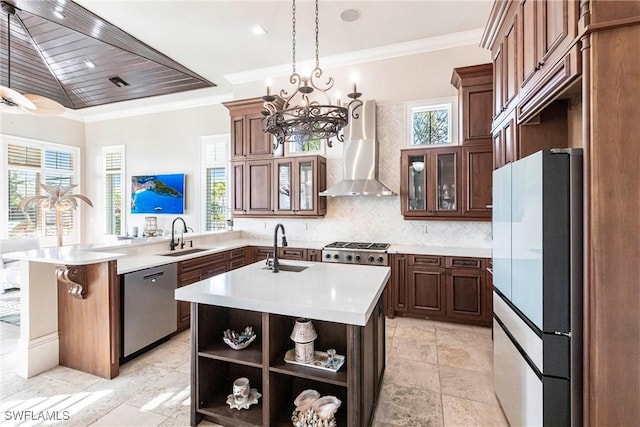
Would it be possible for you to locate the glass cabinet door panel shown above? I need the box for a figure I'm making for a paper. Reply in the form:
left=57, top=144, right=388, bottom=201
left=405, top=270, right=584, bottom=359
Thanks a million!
left=408, top=155, right=426, bottom=211
left=436, top=152, right=457, bottom=211
left=298, top=160, right=314, bottom=211
left=277, top=162, right=292, bottom=211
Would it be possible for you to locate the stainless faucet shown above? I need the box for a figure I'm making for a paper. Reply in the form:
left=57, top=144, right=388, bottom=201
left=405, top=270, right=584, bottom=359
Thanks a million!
left=170, top=217, right=188, bottom=250
left=272, top=223, right=288, bottom=273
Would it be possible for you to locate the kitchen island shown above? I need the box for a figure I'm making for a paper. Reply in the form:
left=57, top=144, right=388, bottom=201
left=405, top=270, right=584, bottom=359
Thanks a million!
left=175, top=259, right=390, bottom=427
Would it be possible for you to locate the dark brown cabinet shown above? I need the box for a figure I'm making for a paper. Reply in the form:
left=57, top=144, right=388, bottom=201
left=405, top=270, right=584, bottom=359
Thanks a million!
left=223, top=97, right=275, bottom=159
left=232, top=159, right=273, bottom=216
left=234, top=155, right=327, bottom=218
left=451, top=63, right=494, bottom=145
left=191, top=297, right=385, bottom=426
left=389, top=253, right=491, bottom=327
left=274, top=156, right=327, bottom=217
left=407, top=255, right=446, bottom=318
left=401, top=145, right=491, bottom=220
left=401, top=147, right=462, bottom=219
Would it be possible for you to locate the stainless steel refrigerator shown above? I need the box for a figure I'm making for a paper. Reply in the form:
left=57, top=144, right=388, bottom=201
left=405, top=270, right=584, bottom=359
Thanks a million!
left=492, top=149, right=582, bottom=426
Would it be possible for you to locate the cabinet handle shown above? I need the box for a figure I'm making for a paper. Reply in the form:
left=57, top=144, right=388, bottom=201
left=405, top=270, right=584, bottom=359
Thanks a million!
left=486, top=205, right=493, bottom=208
left=538, top=61, right=544, bottom=68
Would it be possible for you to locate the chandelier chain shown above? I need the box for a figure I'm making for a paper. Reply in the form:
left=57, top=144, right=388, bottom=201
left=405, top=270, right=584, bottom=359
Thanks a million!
left=314, top=0, right=319, bottom=70
left=291, top=0, right=296, bottom=74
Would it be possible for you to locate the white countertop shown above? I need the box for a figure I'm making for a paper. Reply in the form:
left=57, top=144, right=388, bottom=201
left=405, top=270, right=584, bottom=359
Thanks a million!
left=174, top=260, right=390, bottom=326
left=2, top=246, right=123, bottom=265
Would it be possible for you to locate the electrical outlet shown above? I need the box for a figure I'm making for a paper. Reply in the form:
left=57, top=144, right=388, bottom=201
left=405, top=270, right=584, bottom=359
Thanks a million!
left=422, top=225, right=428, bottom=234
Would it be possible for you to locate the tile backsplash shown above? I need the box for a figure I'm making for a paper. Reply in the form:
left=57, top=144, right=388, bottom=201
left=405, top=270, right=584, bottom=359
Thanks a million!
left=235, top=103, right=492, bottom=248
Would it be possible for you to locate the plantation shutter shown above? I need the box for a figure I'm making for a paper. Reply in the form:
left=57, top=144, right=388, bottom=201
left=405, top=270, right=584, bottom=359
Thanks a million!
left=103, top=147, right=124, bottom=235
left=203, top=137, right=229, bottom=231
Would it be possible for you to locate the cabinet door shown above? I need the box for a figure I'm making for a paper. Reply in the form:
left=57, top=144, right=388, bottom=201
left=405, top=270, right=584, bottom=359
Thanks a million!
left=407, top=266, right=446, bottom=317
left=445, top=268, right=487, bottom=324
left=493, top=44, right=504, bottom=118
left=430, top=148, right=461, bottom=216
left=503, top=112, right=517, bottom=165
left=503, top=12, right=519, bottom=111
left=230, top=115, right=246, bottom=159
left=520, top=0, right=539, bottom=89
left=401, top=150, right=429, bottom=217
left=464, top=83, right=494, bottom=143
left=245, top=112, right=272, bottom=157
left=245, top=159, right=273, bottom=215
left=539, top=0, right=574, bottom=67
left=231, top=162, right=245, bottom=214
left=274, top=159, right=295, bottom=215
left=296, top=157, right=317, bottom=214
left=462, top=143, right=493, bottom=218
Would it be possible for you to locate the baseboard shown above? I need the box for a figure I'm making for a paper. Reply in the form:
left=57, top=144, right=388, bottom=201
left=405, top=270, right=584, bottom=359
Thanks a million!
left=15, top=332, right=59, bottom=378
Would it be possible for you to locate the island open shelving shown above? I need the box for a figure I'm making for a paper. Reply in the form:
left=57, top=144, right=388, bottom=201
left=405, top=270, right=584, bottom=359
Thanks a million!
left=176, top=260, right=389, bottom=426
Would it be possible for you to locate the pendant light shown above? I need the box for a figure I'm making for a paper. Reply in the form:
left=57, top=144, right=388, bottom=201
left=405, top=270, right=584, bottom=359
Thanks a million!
left=1, top=1, right=65, bottom=116
left=262, top=0, right=363, bottom=148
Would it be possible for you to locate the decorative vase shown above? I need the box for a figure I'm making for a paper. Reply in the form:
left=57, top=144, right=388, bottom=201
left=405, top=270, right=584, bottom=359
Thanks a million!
left=291, top=318, right=317, bottom=363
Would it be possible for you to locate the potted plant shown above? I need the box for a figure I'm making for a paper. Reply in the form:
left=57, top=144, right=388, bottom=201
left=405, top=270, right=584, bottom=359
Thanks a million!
left=18, top=183, right=93, bottom=247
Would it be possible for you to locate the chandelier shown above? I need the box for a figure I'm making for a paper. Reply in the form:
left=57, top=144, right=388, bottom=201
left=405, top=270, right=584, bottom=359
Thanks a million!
left=0, top=1, right=65, bottom=116
left=262, top=0, right=362, bottom=148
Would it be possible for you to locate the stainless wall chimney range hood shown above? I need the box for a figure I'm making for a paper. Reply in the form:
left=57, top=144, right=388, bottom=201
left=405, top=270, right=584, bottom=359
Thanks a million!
left=319, top=100, right=396, bottom=197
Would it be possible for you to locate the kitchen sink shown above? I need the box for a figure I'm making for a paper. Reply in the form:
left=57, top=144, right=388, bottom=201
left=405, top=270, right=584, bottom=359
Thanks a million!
left=158, top=248, right=210, bottom=257
left=262, top=264, right=309, bottom=273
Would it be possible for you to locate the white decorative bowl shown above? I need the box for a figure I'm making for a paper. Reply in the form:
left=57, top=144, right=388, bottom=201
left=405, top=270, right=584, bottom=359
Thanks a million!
left=223, top=327, right=256, bottom=350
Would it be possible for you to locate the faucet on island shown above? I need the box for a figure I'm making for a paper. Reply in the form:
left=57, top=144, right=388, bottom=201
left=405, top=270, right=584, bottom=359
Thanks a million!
left=272, top=223, right=288, bottom=273
left=170, top=217, right=188, bottom=251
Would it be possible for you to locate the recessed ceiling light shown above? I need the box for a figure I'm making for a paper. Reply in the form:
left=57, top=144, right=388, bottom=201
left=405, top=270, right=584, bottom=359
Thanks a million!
left=252, top=25, right=267, bottom=35
left=84, top=59, right=96, bottom=68
left=53, top=7, right=65, bottom=19
left=340, top=9, right=360, bottom=22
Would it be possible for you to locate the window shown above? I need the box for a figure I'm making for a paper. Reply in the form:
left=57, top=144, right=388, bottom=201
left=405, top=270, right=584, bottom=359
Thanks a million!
left=407, top=98, right=456, bottom=146
left=2, top=136, right=81, bottom=244
left=103, top=145, right=125, bottom=236
left=285, top=134, right=324, bottom=155
left=202, top=135, right=229, bottom=232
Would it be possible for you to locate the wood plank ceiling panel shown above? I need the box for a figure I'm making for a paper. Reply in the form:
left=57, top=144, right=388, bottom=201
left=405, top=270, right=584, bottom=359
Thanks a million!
left=0, top=0, right=215, bottom=110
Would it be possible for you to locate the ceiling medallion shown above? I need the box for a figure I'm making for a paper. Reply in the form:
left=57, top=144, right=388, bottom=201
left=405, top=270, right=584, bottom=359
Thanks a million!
left=262, top=0, right=363, bottom=148
left=0, top=1, right=65, bottom=116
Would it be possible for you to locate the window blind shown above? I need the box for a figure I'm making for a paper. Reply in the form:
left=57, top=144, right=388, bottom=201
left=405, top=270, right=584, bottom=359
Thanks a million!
left=103, top=147, right=124, bottom=236
left=203, top=137, right=229, bottom=232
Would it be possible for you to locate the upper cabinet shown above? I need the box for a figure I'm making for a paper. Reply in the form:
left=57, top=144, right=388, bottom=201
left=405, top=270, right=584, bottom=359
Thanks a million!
left=224, top=97, right=282, bottom=159
left=481, top=0, right=579, bottom=168
left=401, top=147, right=462, bottom=219
left=451, top=63, right=494, bottom=145
left=233, top=155, right=326, bottom=218
left=482, top=0, right=580, bottom=123
left=274, top=156, right=327, bottom=217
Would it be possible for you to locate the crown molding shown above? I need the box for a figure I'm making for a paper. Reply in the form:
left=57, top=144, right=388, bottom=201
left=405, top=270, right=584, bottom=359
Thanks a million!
left=224, top=28, right=485, bottom=85
left=63, top=93, right=234, bottom=123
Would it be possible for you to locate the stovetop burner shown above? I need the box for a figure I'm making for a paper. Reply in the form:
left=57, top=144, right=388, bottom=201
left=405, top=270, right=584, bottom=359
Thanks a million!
left=324, top=242, right=390, bottom=251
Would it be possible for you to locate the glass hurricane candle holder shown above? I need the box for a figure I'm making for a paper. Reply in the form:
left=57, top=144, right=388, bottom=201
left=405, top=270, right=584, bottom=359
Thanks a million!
left=144, top=216, right=158, bottom=236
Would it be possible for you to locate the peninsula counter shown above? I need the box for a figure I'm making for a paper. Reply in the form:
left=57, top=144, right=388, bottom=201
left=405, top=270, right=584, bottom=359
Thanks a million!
left=175, top=260, right=390, bottom=427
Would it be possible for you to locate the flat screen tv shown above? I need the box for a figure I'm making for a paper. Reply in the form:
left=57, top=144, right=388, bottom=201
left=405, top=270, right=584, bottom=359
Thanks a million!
left=131, top=173, right=185, bottom=214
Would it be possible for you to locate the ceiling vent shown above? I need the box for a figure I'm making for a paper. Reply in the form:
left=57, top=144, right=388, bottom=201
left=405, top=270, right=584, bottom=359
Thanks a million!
left=108, top=76, right=130, bottom=88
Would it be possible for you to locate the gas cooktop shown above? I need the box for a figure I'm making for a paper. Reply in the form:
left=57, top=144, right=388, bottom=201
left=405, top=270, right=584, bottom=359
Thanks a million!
left=324, top=242, right=390, bottom=251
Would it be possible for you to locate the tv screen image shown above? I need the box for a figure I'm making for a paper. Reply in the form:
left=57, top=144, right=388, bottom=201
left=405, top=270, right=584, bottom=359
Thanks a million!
left=131, top=173, right=185, bottom=214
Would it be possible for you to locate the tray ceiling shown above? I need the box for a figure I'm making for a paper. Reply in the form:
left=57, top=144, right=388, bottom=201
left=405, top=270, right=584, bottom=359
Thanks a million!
left=0, top=0, right=215, bottom=110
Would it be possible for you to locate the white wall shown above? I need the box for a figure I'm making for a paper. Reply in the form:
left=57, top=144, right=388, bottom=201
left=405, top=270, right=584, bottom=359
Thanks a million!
left=3, top=43, right=492, bottom=247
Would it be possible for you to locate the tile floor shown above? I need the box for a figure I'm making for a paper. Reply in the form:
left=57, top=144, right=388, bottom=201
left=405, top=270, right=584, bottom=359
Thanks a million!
left=0, top=317, right=508, bottom=426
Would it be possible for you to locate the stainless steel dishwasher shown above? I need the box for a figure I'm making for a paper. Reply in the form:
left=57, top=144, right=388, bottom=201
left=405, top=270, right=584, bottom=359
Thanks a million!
left=121, top=263, right=177, bottom=360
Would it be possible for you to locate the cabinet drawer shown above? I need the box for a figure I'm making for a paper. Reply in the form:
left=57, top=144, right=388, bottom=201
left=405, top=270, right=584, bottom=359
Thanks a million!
left=408, top=255, right=442, bottom=267
left=254, top=246, right=272, bottom=261
left=279, top=247, right=307, bottom=260
left=229, top=257, right=246, bottom=271
left=179, top=252, right=226, bottom=274
left=445, top=257, right=484, bottom=269
left=229, top=248, right=246, bottom=259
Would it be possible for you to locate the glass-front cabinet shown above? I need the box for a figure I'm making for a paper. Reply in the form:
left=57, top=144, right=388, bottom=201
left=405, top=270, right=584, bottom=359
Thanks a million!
left=274, top=155, right=327, bottom=216
left=401, top=147, right=461, bottom=218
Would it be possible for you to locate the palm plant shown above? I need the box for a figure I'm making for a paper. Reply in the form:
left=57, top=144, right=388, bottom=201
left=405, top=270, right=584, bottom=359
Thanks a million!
left=18, top=183, right=93, bottom=247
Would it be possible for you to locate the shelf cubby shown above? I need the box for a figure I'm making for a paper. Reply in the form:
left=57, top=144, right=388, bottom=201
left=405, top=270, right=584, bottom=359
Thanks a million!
left=196, top=358, right=263, bottom=426
left=268, top=373, right=348, bottom=427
